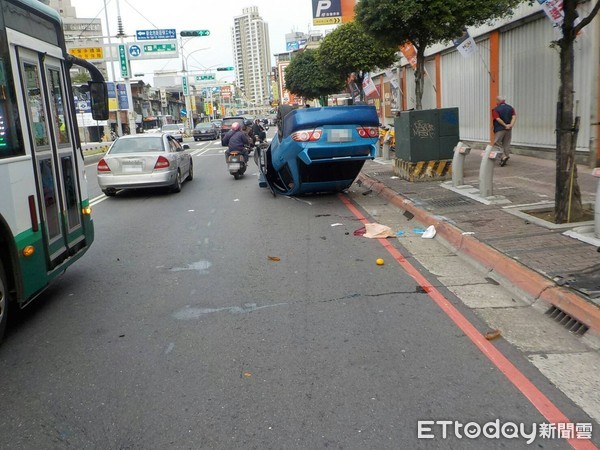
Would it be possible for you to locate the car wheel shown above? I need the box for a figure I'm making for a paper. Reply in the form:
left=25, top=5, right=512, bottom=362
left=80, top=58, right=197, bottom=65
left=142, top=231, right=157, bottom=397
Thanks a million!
left=186, top=160, right=194, bottom=181
left=102, top=189, right=117, bottom=197
left=0, top=258, right=10, bottom=343
left=171, top=170, right=182, bottom=193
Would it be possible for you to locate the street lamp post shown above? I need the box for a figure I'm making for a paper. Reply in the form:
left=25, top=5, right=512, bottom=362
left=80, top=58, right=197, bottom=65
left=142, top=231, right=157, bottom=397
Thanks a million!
left=181, top=46, right=210, bottom=132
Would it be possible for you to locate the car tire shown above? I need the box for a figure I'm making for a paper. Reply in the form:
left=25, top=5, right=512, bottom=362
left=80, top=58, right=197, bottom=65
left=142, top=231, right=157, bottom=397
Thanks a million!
left=186, top=161, right=194, bottom=181
left=102, top=189, right=117, bottom=197
left=171, top=170, right=182, bottom=193
left=0, top=258, right=10, bottom=344
left=277, top=105, right=297, bottom=140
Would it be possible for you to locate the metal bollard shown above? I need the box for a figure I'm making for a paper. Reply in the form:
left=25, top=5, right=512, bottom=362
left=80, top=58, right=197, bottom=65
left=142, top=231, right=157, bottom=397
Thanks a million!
left=479, top=145, right=502, bottom=198
left=593, top=168, right=600, bottom=238
left=451, top=142, right=471, bottom=187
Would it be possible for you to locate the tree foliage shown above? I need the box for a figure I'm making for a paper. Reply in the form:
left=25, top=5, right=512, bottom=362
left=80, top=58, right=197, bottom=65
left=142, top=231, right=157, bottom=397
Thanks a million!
left=284, top=49, right=346, bottom=106
left=317, top=21, right=398, bottom=101
left=356, top=0, right=522, bottom=109
left=71, top=72, right=91, bottom=84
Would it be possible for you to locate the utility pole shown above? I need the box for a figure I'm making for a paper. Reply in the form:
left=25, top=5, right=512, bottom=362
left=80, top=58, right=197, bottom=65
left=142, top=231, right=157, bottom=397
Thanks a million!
left=103, top=0, right=123, bottom=137
left=116, top=0, right=137, bottom=135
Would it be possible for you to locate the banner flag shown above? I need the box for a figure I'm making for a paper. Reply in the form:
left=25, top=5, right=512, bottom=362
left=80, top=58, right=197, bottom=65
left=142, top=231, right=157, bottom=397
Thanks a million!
left=399, top=42, right=417, bottom=70
left=453, top=29, right=478, bottom=58
left=362, top=74, right=379, bottom=99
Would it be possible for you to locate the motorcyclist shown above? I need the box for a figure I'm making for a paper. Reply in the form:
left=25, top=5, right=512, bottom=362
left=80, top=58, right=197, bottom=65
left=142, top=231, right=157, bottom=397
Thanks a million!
left=251, top=119, right=267, bottom=143
left=222, top=121, right=252, bottom=162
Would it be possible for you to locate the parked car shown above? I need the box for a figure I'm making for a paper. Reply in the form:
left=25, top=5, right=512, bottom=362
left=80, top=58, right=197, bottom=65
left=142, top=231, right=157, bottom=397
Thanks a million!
left=220, top=116, right=245, bottom=145
left=193, top=122, right=219, bottom=141
left=211, top=119, right=223, bottom=131
left=97, top=133, right=193, bottom=196
left=161, top=123, right=184, bottom=142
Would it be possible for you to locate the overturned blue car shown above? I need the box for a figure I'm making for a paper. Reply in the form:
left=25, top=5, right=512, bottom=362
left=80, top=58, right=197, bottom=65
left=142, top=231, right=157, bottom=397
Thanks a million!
left=256, top=105, right=379, bottom=196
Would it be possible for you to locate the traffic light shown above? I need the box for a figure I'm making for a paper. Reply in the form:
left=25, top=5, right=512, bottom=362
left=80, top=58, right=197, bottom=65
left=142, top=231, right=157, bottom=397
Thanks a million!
left=180, top=30, right=210, bottom=37
left=216, top=67, right=234, bottom=71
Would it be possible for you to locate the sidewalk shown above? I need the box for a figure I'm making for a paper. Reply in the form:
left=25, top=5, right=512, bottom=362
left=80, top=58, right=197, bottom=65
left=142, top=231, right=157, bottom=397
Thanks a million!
left=357, top=152, right=600, bottom=336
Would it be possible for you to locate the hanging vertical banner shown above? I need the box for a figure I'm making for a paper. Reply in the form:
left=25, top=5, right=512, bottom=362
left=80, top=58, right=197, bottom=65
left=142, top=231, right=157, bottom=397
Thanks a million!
left=537, top=0, right=564, bottom=29
left=453, top=29, right=478, bottom=58
left=399, top=42, right=417, bottom=70
left=362, top=73, right=379, bottom=99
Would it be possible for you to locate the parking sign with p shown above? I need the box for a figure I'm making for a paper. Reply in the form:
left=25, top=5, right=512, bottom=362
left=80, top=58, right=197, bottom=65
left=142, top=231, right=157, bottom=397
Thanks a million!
left=312, top=0, right=342, bottom=25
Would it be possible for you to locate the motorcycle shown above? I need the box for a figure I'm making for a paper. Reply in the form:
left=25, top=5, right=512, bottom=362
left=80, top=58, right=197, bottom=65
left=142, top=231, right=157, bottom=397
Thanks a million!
left=226, top=149, right=248, bottom=180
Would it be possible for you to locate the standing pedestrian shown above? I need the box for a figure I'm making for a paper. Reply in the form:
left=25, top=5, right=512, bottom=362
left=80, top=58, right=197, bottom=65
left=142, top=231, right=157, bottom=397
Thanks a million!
left=492, top=96, right=517, bottom=166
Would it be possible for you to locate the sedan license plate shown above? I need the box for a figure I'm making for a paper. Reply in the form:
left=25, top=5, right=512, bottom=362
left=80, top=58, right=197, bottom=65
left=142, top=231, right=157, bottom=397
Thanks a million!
left=328, top=129, right=352, bottom=142
left=123, top=164, right=143, bottom=173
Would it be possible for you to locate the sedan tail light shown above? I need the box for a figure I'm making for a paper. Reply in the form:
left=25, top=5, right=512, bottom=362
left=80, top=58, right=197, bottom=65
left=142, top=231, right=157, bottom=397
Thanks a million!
left=154, top=155, right=170, bottom=170
left=97, top=158, right=111, bottom=172
left=291, top=128, right=323, bottom=142
left=356, top=126, right=379, bottom=138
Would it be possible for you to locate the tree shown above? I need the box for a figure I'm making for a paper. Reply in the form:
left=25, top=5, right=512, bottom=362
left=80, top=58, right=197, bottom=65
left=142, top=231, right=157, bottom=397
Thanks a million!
left=554, top=0, right=600, bottom=223
left=284, top=49, right=346, bottom=106
left=71, top=71, right=91, bottom=84
left=317, top=21, right=398, bottom=102
left=355, top=0, right=522, bottom=110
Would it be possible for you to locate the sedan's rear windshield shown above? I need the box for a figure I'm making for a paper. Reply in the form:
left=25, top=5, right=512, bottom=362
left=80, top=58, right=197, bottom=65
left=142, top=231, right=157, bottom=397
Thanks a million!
left=195, top=124, right=213, bottom=130
left=109, top=137, right=164, bottom=154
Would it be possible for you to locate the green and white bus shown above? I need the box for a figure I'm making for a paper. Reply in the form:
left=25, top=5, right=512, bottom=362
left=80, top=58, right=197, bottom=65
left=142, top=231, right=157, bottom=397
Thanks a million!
left=0, top=0, right=108, bottom=341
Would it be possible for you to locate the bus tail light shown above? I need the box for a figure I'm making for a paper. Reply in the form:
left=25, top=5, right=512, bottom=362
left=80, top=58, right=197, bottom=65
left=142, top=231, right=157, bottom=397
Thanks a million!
left=357, top=126, right=379, bottom=138
left=154, top=155, right=170, bottom=170
left=97, top=158, right=110, bottom=172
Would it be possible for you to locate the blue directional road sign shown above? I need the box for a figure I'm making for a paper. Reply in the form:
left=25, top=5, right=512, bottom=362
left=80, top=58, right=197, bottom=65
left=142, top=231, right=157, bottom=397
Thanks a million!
left=128, top=44, right=141, bottom=57
left=136, top=29, right=177, bottom=40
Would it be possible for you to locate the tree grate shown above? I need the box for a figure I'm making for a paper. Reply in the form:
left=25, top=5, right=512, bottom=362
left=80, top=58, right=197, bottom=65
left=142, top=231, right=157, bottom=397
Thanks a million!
left=545, top=305, right=589, bottom=335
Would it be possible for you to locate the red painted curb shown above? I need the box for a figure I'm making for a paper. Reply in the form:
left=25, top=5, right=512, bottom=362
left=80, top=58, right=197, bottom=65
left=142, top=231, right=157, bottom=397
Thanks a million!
left=357, top=173, right=600, bottom=334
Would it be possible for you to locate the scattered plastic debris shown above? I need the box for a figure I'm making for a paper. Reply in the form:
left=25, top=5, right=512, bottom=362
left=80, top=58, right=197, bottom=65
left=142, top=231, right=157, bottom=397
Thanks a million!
left=485, top=329, right=502, bottom=340
left=364, top=223, right=395, bottom=239
left=354, top=227, right=366, bottom=236
left=268, top=256, right=281, bottom=261
left=362, top=189, right=373, bottom=196
left=243, top=372, right=253, bottom=378
left=376, top=258, right=385, bottom=265
left=403, top=211, right=415, bottom=221
left=233, top=199, right=240, bottom=202
left=331, top=223, right=344, bottom=227
left=421, top=225, right=436, bottom=239
left=187, top=209, right=195, bottom=212
left=413, top=228, right=426, bottom=234
left=462, top=232, right=475, bottom=235
left=396, top=231, right=405, bottom=237
left=390, top=176, right=399, bottom=179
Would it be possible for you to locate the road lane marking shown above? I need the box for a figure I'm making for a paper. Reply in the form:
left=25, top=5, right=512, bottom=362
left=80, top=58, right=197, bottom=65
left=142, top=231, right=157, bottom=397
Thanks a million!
left=90, top=195, right=109, bottom=207
left=339, top=193, right=598, bottom=450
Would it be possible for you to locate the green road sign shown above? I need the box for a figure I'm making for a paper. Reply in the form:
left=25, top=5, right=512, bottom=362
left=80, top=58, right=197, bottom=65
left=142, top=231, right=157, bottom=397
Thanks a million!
left=195, top=74, right=215, bottom=81
left=180, top=30, right=210, bottom=37
left=216, top=67, right=234, bottom=71
left=182, top=76, right=189, bottom=96
left=119, top=44, right=129, bottom=77
left=143, top=43, right=177, bottom=53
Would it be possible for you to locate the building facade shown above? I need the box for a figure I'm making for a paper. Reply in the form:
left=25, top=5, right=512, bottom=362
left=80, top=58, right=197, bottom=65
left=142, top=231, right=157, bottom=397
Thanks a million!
left=231, top=6, right=272, bottom=107
left=370, top=2, right=599, bottom=165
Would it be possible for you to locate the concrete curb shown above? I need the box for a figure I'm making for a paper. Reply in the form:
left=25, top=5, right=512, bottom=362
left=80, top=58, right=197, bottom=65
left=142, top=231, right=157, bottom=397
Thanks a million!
left=357, top=173, right=600, bottom=335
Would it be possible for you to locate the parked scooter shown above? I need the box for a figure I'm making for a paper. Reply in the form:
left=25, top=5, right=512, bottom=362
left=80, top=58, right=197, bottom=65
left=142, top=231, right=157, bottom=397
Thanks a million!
left=226, top=149, right=247, bottom=180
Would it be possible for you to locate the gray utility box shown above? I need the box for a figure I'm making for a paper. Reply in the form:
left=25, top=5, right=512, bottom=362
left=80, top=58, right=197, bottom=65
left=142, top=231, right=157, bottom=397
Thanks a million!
left=395, top=108, right=460, bottom=162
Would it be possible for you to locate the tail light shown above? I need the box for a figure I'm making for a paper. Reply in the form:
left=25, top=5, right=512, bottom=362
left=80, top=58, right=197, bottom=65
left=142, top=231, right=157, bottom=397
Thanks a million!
left=357, top=126, right=379, bottom=138
left=291, top=128, right=322, bottom=142
left=97, top=158, right=111, bottom=172
left=154, top=155, right=170, bottom=169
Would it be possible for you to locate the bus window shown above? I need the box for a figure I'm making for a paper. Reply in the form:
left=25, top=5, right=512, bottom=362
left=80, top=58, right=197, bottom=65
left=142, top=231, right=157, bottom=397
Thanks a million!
left=47, top=67, right=70, bottom=145
left=23, top=62, right=49, bottom=148
left=0, top=57, right=24, bottom=158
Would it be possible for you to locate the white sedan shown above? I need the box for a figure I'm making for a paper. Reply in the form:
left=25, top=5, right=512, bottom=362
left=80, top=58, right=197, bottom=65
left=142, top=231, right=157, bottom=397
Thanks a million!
left=97, top=133, right=193, bottom=196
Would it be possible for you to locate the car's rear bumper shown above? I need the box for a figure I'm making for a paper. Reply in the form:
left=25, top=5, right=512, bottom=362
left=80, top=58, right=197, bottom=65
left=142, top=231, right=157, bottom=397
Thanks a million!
left=98, top=169, right=177, bottom=190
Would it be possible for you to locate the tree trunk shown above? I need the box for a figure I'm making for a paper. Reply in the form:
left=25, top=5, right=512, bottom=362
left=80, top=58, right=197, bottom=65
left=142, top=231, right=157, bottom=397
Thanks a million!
left=555, top=1, right=583, bottom=223
left=414, top=45, right=425, bottom=111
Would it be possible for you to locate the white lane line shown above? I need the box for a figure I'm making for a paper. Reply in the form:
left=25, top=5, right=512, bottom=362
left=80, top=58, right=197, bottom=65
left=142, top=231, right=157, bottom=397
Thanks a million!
left=90, top=195, right=109, bottom=207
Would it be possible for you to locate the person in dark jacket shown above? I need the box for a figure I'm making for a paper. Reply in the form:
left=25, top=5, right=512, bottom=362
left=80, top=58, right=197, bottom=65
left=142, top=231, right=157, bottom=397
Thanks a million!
left=251, top=119, right=266, bottom=143
left=492, top=96, right=517, bottom=166
left=222, top=121, right=252, bottom=162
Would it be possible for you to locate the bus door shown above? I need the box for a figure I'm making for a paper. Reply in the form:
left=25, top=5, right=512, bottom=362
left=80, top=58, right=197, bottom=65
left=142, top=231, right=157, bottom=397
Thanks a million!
left=16, top=48, right=84, bottom=270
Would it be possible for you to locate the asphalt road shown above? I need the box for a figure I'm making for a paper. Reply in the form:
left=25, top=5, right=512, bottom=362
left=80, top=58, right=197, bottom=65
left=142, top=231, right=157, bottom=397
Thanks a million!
left=0, top=135, right=594, bottom=449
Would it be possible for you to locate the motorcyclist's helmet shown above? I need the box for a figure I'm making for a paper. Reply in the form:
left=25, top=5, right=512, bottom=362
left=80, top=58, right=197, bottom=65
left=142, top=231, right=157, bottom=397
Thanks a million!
left=244, top=119, right=253, bottom=126
left=231, top=122, right=240, bottom=130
